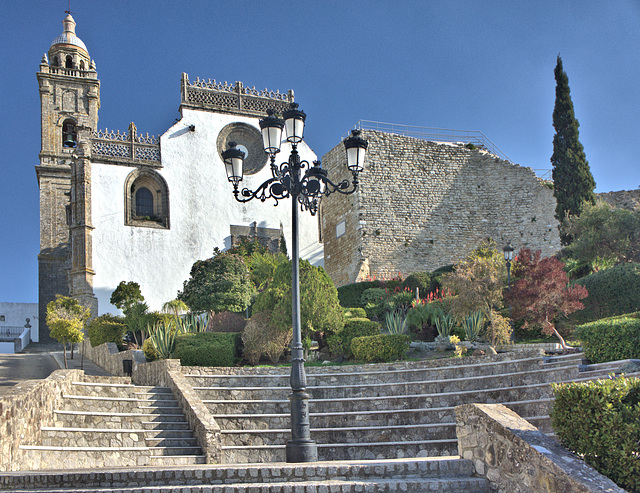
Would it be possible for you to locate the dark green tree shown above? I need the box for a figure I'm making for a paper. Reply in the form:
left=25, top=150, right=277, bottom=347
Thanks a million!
left=252, top=259, right=344, bottom=342
left=551, top=56, right=596, bottom=244
left=178, top=252, right=254, bottom=314
left=110, top=281, right=145, bottom=311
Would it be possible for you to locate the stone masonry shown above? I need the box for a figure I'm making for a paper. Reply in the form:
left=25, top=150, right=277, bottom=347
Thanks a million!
left=321, top=131, right=561, bottom=286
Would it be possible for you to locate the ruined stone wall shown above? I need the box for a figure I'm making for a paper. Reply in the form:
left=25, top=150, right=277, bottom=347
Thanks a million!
left=597, top=189, right=640, bottom=211
left=322, top=131, right=561, bottom=286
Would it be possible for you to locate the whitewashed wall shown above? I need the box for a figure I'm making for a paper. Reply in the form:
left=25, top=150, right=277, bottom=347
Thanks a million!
left=91, top=108, right=323, bottom=314
left=0, top=302, right=39, bottom=343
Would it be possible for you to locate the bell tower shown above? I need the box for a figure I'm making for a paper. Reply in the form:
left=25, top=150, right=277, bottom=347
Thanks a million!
left=36, top=13, right=100, bottom=341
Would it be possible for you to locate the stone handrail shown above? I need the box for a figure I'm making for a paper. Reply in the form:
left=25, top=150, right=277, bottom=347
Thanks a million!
left=455, top=403, right=625, bottom=492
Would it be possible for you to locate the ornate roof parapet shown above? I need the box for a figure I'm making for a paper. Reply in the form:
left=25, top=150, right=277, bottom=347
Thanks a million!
left=90, top=122, right=161, bottom=165
left=180, top=73, right=294, bottom=117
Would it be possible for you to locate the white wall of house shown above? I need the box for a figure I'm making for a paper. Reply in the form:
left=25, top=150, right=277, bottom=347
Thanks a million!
left=91, top=108, right=323, bottom=314
left=0, top=302, right=39, bottom=343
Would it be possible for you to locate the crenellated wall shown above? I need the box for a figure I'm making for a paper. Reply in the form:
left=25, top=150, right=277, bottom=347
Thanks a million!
left=322, top=131, right=561, bottom=286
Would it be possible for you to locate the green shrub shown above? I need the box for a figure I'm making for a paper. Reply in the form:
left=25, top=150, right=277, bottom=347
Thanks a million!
left=337, top=280, right=383, bottom=308
left=551, top=377, right=640, bottom=492
left=342, top=307, right=367, bottom=319
left=402, top=272, right=436, bottom=296
left=331, top=318, right=380, bottom=358
left=142, top=337, right=158, bottom=361
left=173, top=332, right=241, bottom=367
left=576, top=312, right=640, bottom=363
left=405, top=302, right=439, bottom=341
left=351, top=334, right=411, bottom=363
left=87, top=314, right=127, bottom=348
left=573, top=263, right=640, bottom=324
left=361, top=288, right=388, bottom=319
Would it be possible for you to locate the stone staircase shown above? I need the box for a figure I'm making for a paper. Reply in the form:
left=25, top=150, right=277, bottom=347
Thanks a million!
left=19, top=376, right=205, bottom=469
left=185, top=350, right=582, bottom=463
left=0, top=457, right=491, bottom=492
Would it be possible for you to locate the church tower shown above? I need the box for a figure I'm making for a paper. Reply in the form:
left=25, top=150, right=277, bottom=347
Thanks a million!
left=36, top=13, right=100, bottom=340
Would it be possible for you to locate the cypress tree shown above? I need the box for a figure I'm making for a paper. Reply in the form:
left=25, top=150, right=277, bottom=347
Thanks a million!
left=551, top=56, right=596, bottom=243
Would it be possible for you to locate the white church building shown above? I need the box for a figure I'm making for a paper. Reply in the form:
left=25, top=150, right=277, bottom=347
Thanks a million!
left=36, top=14, right=323, bottom=341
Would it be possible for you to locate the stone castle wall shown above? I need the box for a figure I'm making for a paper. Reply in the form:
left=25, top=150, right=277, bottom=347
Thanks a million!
left=322, top=131, right=561, bottom=286
left=597, top=189, right=640, bottom=211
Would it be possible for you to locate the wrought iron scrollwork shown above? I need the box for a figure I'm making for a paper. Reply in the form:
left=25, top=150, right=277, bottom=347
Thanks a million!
left=231, top=144, right=359, bottom=216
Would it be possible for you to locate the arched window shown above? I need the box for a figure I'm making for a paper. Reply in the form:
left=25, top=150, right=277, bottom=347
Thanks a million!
left=124, top=169, right=170, bottom=229
left=53, top=56, right=60, bottom=67
left=65, top=55, right=74, bottom=69
left=135, top=187, right=154, bottom=217
left=79, top=60, right=85, bottom=70
left=62, top=119, right=77, bottom=148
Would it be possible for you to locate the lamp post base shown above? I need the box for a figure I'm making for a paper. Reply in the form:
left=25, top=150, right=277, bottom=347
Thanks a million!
left=286, top=439, right=318, bottom=463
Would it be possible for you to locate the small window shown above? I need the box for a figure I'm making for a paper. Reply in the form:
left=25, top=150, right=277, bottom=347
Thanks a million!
left=53, top=56, right=60, bottom=67
left=135, top=187, right=154, bottom=217
left=65, top=55, right=74, bottom=68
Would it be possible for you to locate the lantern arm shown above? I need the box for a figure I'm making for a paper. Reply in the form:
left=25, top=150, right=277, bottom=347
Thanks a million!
left=315, top=172, right=360, bottom=197
left=232, top=176, right=291, bottom=206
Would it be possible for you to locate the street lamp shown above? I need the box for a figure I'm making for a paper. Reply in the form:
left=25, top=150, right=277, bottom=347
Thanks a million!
left=222, top=104, right=368, bottom=463
left=503, top=244, right=515, bottom=342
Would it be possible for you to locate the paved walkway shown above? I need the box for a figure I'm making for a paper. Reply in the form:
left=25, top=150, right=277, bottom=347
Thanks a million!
left=17, top=341, right=110, bottom=376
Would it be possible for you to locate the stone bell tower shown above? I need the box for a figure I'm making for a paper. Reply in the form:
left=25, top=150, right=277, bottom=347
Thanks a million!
left=36, top=13, right=100, bottom=341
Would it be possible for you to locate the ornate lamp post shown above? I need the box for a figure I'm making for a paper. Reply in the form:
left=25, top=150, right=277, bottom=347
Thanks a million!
left=503, top=244, right=515, bottom=342
left=222, top=104, right=368, bottom=462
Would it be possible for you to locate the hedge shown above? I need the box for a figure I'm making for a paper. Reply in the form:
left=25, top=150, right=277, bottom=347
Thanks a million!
left=173, top=332, right=241, bottom=367
left=342, top=307, right=367, bottom=319
left=86, top=314, right=127, bottom=348
left=551, top=377, right=640, bottom=492
left=573, top=263, right=640, bottom=324
left=576, top=312, right=640, bottom=363
left=351, top=334, right=411, bottom=363
left=337, top=280, right=383, bottom=308
left=328, top=317, right=379, bottom=358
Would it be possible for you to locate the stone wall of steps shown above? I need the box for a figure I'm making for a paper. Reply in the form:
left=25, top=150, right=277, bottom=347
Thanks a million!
left=183, top=350, right=587, bottom=463
left=19, top=375, right=205, bottom=469
left=0, top=457, right=491, bottom=493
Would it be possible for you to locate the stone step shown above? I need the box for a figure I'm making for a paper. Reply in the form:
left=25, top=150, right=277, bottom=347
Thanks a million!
left=542, top=352, right=583, bottom=368
left=194, top=366, right=577, bottom=401
left=221, top=422, right=457, bottom=446
left=223, top=439, right=459, bottom=463
left=2, top=477, right=491, bottom=493
left=60, top=395, right=182, bottom=413
left=218, top=414, right=553, bottom=448
left=54, top=410, right=189, bottom=428
left=202, top=381, right=558, bottom=414
left=0, top=457, right=483, bottom=490
left=211, top=397, right=553, bottom=430
left=41, top=427, right=199, bottom=447
left=184, top=353, right=547, bottom=387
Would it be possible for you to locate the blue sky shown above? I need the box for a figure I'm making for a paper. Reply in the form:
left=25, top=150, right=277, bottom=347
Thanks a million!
left=1, top=1, right=639, bottom=303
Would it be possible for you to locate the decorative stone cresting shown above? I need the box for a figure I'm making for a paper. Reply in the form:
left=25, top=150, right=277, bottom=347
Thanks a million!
left=454, top=403, right=625, bottom=493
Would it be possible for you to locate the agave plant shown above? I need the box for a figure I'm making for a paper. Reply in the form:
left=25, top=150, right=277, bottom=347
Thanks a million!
left=384, top=311, right=408, bottom=335
left=175, top=312, right=210, bottom=333
left=462, top=311, right=485, bottom=342
left=434, top=311, right=455, bottom=338
left=149, top=320, right=176, bottom=359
